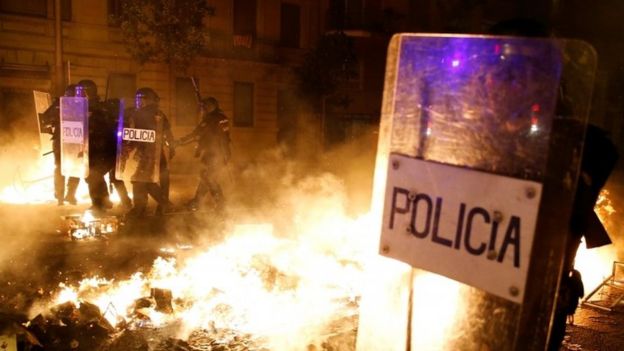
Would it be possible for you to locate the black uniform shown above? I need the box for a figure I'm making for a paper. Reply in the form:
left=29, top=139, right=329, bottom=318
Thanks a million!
left=86, top=98, right=131, bottom=211
left=179, top=106, right=230, bottom=211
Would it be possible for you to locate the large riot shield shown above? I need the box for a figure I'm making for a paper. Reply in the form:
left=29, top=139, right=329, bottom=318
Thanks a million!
left=33, top=91, right=53, bottom=157
left=357, top=35, right=595, bottom=350
left=60, top=97, right=89, bottom=178
left=115, top=106, right=164, bottom=183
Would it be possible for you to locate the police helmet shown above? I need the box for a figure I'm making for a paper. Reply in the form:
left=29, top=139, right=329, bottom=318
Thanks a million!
left=201, top=96, right=218, bottom=108
left=136, top=87, right=160, bottom=102
left=77, top=79, right=98, bottom=99
left=64, top=84, right=77, bottom=97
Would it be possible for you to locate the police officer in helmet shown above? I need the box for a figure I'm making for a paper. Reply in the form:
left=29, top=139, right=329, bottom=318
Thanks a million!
left=78, top=79, right=132, bottom=212
left=177, top=96, right=231, bottom=213
left=124, top=87, right=175, bottom=217
left=40, top=84, right=81, bottom=205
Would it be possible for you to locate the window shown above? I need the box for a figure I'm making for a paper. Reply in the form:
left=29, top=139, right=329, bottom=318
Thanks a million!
left=61, top=0, right=71, bottom=21
left=0, top=0, right=70, bottom=20
left=106, top=73, right=136, bottom=107
left=107, top=0, right=127, bottom=26
left=327, top=0, right=364, bottom=29
left=344, top=0, right=364, bottom=28
left=0, top=0, right=46, bottom=18
left=280, top=2, right=300, bottom=48
left=0, top=90, right=37, bottom=139
left=233, top=0, right=256, bottom=37
left=233, top=82, right=254, bottom=127
left=176, top=77, right=198, bottom=126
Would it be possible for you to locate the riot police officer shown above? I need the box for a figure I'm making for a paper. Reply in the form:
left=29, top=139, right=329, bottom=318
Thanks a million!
left=40, top=84, right=81, bottom=205
left=77, top=79, right=131, bottom=212
left=123, top=87, right=175, bottom=217
left=177, top=96, right=231, bottom=212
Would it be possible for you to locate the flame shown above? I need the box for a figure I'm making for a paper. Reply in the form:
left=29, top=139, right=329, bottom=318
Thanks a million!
left=0, top=155, right=91, bottom=204
left=46, top=206, right=375, bottom=349
left=411, top=272, right=465, bottom=350
left=574, top=189, right=618, bottom=291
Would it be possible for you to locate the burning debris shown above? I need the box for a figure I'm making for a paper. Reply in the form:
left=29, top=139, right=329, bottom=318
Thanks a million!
left=62, top=211, right=119, bottom=240
left=22, top=276, right=357, bottom=351
left=16, top=217, right=368, bottom=350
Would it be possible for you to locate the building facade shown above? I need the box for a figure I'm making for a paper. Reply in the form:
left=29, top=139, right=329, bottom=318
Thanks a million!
left=0, top=0, right=326, bottom=166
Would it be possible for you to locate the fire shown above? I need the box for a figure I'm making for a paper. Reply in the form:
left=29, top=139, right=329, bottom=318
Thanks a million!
left=411, top=272, right=465, bottom=350
left=574, top=189, right=618, bottom=291
left=0, top=154, right=91, bottom=205
left=0, top=155, right=56, bottom=204
left=43, top=205, right=375, bottom=349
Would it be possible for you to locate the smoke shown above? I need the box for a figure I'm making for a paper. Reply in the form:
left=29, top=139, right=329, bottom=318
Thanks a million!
left=1, top=99, right=382, bottom=349
left=0, top=131, right=52, bottom=261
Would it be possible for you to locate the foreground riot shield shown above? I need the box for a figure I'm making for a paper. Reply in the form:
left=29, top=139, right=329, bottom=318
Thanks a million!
left=33, top=91, right=53, bottom=157
left=60, top=97, right=89, bottom=178
left=115, top=104, right=164, bottom=183
left=357, top=34, right=595, bottom=350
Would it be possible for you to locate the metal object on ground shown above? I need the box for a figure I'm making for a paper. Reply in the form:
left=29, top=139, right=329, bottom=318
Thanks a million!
left=62, top=211, right=118, bottom=240
left=582, top=261, right=624, bottom=311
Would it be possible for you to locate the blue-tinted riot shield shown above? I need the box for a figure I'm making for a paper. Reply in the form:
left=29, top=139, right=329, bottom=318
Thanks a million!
left=60, top=97, right=89, bottom=178
left=115, top=104, right=164, bottom=183
left=357, top=34, right=595, bottom=350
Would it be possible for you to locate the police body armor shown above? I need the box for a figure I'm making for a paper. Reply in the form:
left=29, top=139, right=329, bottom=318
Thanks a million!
left=356, top=34, right=596, bottom=350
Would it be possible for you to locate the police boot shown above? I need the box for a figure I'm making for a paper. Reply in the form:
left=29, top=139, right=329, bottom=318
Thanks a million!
left=155, top=201, right=175, bottom=216
left=65, top=177, right=80, bottom=205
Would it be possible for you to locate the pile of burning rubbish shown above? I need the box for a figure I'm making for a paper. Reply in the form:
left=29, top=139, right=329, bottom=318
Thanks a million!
left=0, top=219, right=367, bottom=351
left=4, top=292, right=271, bottom=351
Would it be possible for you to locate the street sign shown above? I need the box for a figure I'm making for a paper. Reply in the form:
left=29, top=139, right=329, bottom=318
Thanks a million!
left=382, top=153, right=542, bottom=303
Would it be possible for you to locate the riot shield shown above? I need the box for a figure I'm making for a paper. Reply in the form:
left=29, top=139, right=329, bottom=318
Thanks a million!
left=33, top=91, right=53, bottom=157
left=115, top=105, right=164, bottom=183
left=60, top=97, right=89, bottom=178
left=357, top=34, right=595, bottom=351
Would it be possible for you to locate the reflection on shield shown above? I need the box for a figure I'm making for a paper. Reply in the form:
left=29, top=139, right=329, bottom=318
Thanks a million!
left=33, top=91, right=53, bottom=157
left=60, top=97, right=89, bottom=178
left=115, top=107, right=163, bottom=183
